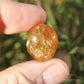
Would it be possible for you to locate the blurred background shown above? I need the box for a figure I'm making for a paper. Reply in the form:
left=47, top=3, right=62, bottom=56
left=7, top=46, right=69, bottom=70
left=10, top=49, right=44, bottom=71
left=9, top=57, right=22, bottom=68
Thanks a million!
left=0, top=0, right=84, bottom=84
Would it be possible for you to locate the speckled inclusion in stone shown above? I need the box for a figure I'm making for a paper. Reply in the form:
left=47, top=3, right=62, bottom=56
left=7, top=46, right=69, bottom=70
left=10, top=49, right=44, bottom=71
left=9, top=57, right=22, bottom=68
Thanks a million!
left=26, top=24, right=58, bottom=62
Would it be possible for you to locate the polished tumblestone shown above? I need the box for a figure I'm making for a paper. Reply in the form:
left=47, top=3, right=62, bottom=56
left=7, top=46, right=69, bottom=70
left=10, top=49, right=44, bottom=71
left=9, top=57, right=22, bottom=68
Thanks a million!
left=26, top=24, right=58, bottom=62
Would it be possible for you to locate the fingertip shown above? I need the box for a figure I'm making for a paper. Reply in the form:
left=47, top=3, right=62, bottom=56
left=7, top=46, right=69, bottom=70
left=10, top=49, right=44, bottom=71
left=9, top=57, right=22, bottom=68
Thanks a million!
left=0, top=58, right=69, bottom=84
left=0, top=1, right=46, bottom=34
left=43, top=59, right=69, bottom=84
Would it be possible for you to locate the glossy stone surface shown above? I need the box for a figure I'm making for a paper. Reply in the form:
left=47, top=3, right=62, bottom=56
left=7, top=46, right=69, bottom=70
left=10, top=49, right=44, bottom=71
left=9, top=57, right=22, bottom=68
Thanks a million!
left=26, top=24, right=58, bottom=62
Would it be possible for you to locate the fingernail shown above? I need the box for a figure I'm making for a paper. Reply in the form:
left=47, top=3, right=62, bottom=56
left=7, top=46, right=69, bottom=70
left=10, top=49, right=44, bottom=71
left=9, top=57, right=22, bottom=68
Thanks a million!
left=43, top=62, right=69, bottom=84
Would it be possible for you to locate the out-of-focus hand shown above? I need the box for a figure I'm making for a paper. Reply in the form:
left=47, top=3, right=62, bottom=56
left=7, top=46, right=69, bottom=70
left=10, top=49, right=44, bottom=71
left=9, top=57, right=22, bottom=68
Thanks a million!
left=0, top=0, right=69, bottom=84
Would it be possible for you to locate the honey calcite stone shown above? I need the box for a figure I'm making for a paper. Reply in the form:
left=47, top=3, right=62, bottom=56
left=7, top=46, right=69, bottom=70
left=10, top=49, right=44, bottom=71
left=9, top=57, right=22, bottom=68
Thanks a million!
left=26, top=24, right=58, bottom=62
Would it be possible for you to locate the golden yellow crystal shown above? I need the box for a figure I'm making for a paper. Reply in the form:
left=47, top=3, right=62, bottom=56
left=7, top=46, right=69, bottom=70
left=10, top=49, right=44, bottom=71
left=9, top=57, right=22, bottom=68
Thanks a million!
left=26, top=24, right=58, bottom=62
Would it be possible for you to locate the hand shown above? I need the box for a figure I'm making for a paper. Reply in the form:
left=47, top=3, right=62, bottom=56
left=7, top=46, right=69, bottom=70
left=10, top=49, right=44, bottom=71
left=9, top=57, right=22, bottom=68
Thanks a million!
left=0, top=0, right=69, bottom=84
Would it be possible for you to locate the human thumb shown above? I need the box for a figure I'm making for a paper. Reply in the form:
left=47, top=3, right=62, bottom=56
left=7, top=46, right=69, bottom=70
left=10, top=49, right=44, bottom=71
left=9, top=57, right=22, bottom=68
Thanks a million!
left=0, top=58, right=69, bottom=84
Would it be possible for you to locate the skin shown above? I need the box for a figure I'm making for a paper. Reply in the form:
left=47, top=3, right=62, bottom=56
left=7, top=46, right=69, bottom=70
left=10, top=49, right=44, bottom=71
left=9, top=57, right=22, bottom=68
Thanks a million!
left=0, top=0, right=69, bottom=84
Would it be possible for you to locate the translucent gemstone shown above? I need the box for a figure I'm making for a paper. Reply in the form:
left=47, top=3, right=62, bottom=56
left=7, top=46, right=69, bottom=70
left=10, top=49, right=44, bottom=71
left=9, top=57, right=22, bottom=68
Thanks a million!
left=26, top=24, right=58, bottom=62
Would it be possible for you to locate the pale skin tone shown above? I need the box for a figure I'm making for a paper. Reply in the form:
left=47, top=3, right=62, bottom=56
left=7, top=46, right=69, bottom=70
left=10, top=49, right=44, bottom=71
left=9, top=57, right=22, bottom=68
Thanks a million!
left=0, top=0, right=69, bottom=84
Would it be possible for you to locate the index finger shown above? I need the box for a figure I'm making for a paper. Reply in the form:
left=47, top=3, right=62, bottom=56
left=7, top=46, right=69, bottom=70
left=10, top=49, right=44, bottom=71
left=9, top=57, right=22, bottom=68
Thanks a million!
left=0, top=0, right=46, bottom=34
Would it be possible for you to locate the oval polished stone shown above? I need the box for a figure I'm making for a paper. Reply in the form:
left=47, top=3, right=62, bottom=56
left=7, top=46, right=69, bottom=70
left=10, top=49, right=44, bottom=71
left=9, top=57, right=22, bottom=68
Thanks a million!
left=26, top=24, right=58, bottom=62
